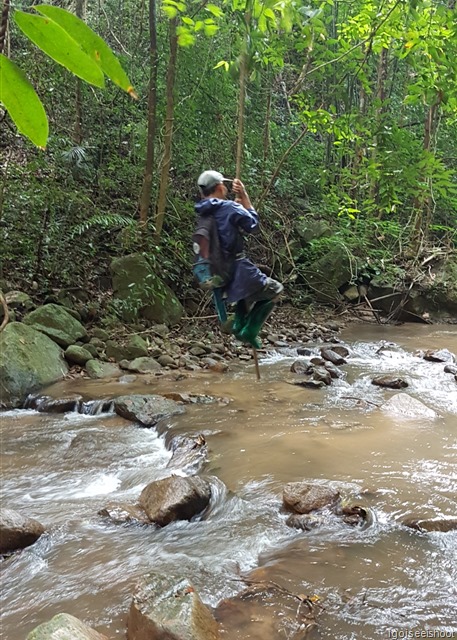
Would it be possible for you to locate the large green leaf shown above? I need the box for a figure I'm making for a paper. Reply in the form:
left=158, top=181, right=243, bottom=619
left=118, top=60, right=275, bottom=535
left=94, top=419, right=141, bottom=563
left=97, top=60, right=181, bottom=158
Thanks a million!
left=34, top=5, right=137, bottom=97
left=14, top=11, right=105, bottom=88
left=0, top=54, right=48, bottom=148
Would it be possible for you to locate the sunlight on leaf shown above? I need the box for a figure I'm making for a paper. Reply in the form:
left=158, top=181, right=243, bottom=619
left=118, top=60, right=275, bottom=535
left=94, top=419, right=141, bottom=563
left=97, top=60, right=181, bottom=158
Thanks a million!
left=0, top=54, right=48, bottom=148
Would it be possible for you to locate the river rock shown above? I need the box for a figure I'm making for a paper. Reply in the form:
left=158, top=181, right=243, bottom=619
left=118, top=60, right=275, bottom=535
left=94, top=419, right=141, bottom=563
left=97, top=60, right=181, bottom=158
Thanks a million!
left=215, top=583, right=317, bottom=638
left=290, top=359, right=313, bottom=375
left=27, top=394, right=83, bottom=413
left=123, top=357, right=162, bottom=373
left=286, top=513, right=322, bottom=531
left=0, top=322, right=68, bottom=408
left=290, top=377, right=326, bottom=389
left=114, top=394, right=184, bottom=427
left=85, top=360, right=121, bottom=379
left=0, top=508, right=45, bottom=554
left=403, top=517, right=457, bottom=533
left=313, top=367, right=332, bottom=386
left=127, top=574, right=220, bottom=640
left=26, top=613, right=108, bottom=639
left=23, top=303, right=88, bottom=347
left=371, top=375, right=408, bottom=389
left=65, top=345, right=94, bottom=366
left=283, top=482, right=341, bottom=514
left=98, top=503, right=150, bottom=525
left=327, top=345, right=349, bottom=358
left=323, top=362, right=342, bottom=378
left=380, top=393, right=436, bottom=419
left=423, top=349, right=455, bottom=363
left=320, top=348, right=346, bottom=365
left=139, top=475, right=211, bottom=526
left=166, top=434, right=208, bottom=474
left=444, top=364, right=457, bottom=375
left=157, top=354, right=177, bottom=368
left=297, top=347, right=313, bottom=356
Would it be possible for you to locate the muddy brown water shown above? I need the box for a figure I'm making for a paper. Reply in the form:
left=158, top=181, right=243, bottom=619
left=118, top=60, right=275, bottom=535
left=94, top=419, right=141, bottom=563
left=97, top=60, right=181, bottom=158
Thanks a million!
left=1, top=324, right=456, bottom=639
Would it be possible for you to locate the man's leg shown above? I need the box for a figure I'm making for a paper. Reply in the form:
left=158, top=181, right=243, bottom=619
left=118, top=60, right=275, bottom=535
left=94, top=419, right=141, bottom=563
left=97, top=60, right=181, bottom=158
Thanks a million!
left=237, top=278, right=283, bottom=348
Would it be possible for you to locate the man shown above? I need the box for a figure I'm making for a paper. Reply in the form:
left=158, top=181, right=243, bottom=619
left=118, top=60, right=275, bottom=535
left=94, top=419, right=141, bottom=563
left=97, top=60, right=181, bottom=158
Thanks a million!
left=195, top=169, right=283, bottom=348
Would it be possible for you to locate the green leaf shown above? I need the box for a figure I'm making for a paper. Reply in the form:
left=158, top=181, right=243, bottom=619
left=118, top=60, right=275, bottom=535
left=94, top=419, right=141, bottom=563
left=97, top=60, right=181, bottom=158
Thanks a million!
left=204, top=24, right=218, bottom=36
left=0, top=54, right=48, bottom=148
left=14, top=11, right=105, bottom=88
left=163, top=5, right=178, bottom=18
left=206, top=3, right=224, bottom=17
left=34, top=5, right=136, bottom=97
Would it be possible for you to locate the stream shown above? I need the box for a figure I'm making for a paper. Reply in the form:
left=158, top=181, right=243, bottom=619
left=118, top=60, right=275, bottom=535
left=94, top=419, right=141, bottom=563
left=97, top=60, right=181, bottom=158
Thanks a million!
left=1, top=323, right=456, bottom=639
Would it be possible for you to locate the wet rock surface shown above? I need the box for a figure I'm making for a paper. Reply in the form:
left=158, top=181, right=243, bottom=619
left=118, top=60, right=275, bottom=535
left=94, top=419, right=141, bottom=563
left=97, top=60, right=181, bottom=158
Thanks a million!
left=215, top=582, right=318, bottom=639
left=26, top=613, right=108, bottom=640
left=98, top=503, right=150, bottom=526
left=380, top=393, right=437, bottom=419
left=114, top=394, right=185, bottom=427
left=139, top=475, right=212, bottom=526
left=283, top=482, right=341, bottom=515
left=127, top=574, right=220, bottom=640
left=403, top=517, right=457, bottom=533
left=0, top=508, right=45, bottom=554
left=371, top=375, right=409, bottom=389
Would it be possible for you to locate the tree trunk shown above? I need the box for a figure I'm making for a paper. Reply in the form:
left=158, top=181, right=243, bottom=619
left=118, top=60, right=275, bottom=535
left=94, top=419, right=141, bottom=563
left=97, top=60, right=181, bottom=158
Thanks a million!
left=154, top=17, right=178, bottom=240
left=0, top=0, right=10, bottom=55
left=235, top=47, right=248, bottom=180
left=138, top=0, right=158, bottom=230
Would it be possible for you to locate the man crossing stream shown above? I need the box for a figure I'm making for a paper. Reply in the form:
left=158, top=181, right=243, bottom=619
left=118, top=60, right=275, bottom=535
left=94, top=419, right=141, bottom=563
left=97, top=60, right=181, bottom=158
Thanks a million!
left=193, top=169, right=283, bottom=349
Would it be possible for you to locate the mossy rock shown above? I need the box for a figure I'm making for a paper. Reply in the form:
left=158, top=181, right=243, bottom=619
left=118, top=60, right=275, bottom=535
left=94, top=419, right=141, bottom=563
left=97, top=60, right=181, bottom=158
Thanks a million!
left=110, top=254, right=184, bottom=324
left=0, top=323, right=68, bottom=408
left=23, top=304, right=88, bottom=347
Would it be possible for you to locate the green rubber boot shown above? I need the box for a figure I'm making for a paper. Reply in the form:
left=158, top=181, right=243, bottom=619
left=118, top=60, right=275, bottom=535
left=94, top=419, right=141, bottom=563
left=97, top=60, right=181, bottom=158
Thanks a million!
left=232, top=301, right=248, bottom=339
left=238, top=300, right=275, bottom=349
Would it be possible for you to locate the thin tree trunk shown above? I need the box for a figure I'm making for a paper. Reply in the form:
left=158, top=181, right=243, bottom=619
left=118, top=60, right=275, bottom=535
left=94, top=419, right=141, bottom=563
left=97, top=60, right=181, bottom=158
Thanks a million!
left=371, top=46, right=389, bottom=213
left=0, top=0, right=10, bottom=55
left=260, top=82, right=272, bottom=187
left=138, top=0, right=158, bottom=230
left=154, top=17, right=178, bottom=239
left=235, top=47, right=248, bottom=179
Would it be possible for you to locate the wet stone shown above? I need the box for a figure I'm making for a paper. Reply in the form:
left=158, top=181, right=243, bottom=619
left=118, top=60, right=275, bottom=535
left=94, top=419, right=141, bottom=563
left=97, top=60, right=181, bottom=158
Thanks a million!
left=127, top=574, right=220, bottom=640
left=114, top=394, right=184, bottom=427
left=423, top=348, right=455, bottom=363
left=310, top=356, right=325, bottom=366
left=26, top=613, right=108, bottom=640
left=283, top=482, right=341, bottom=514
left=139, top=475, right=211, bottom=526
left=290, top=378, right=326, bottom=389
left=323, top=362, right=342, bottom=378
left=444, top=364, right=457, bottom=375
left=0, top=508, right=45, bottom=554
left=297, top=347, right=313, bottom=356
left=372, top=375, right=408, bottom=389
left=403, top=517, right=457, bottom=533
left=320, top=348, right=346, bottom=365
left=313, top=367, right=332, bottom=386
left=290, top=359, right=313, bottom=375
left=98, top=503, right=150, bottom=526
left=327, top=345, right=349, bottom=358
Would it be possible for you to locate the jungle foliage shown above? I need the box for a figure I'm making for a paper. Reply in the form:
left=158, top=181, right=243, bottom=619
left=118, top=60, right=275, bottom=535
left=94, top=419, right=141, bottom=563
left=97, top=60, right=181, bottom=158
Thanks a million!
left=1, top=0, right=457, bottom=310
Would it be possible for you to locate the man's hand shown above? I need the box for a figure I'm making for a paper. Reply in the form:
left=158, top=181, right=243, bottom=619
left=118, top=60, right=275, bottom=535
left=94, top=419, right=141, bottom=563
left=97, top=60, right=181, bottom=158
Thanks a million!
left=232, top=178, right=253, bottom=209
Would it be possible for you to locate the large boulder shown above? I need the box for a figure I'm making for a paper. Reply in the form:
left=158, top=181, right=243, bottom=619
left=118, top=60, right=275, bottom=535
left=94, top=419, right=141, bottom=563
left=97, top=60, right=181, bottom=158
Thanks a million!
left=127, top=574, right=220, bottom=640
left=139, top=475, right=211, bottom=526
left=26, top=613, right=108, bottom=640
left=111, top=254, right=184, bottom=324
left=114, top=394, right=184, bottom=427
left=301, top=243, right=353, bottom=303
left=0, top=323, right=68, bottom=408
left=23, top=304, right=88, bottom=347
left=0, top=507, right=45, bottom=554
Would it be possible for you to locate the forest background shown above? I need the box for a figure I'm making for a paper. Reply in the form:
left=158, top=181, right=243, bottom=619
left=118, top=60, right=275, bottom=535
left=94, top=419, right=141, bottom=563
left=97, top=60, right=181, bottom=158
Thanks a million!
left=2, top=0, right=457, bottom=325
